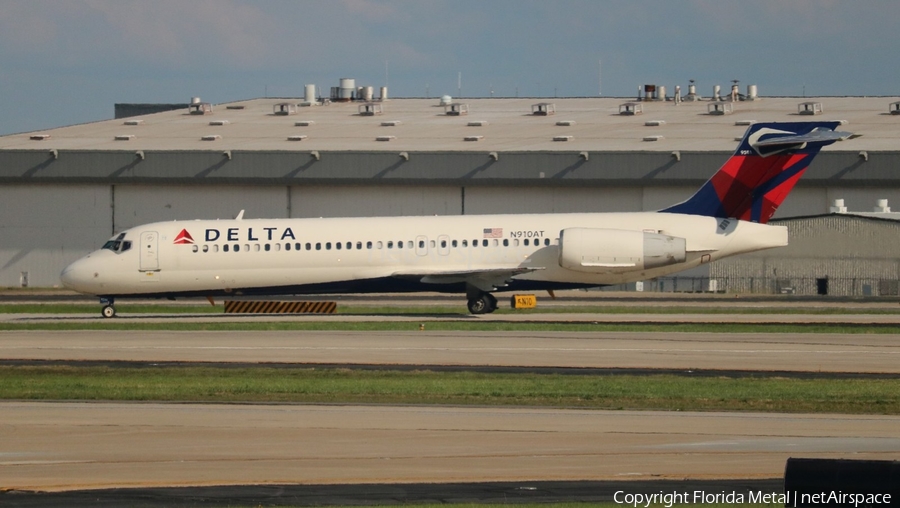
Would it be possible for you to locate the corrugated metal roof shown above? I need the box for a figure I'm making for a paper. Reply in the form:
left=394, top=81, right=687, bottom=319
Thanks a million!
left=1, top=96, right=898, bottom=152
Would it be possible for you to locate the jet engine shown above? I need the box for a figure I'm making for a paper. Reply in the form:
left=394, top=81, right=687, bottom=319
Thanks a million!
left=558, top=228, right=686, bottom=273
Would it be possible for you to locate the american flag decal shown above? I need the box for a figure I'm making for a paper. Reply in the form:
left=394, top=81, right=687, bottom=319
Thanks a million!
left=483, top=227, right=503, bottom=238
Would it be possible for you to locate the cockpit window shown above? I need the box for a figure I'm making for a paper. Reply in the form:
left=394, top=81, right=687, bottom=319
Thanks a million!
left=102, top=233, right=129, bottom=253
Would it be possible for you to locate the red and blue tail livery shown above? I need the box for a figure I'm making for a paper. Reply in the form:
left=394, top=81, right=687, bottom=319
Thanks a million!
left=661, top=121, right=853, bottom=223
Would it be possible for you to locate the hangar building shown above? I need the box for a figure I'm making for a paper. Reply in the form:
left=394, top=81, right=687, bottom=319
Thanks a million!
left=1, top=90, right=899, bottom=288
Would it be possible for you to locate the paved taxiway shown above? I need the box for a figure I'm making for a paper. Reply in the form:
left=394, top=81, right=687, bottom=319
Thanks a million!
left=2, top=329, right=899, bottom=373
left=3, top=402, right=899, bottom=491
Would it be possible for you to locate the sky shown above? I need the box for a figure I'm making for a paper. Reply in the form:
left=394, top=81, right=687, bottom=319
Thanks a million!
left=1, top=0, right=898, bottom=135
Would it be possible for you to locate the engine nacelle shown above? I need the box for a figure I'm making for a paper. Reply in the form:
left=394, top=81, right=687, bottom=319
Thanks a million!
left=558, top=228, right=686, bottom=273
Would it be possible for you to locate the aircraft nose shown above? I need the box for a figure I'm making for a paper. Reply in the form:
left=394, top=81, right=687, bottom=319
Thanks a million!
left=60, top=256, right=99, bottom=293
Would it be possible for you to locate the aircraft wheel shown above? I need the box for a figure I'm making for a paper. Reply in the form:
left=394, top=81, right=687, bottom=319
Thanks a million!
left=484, top=293, right=498, bottom=313
left=467, top=293, right=498, bottom=315
left=101, top=305, right=116, bottom=319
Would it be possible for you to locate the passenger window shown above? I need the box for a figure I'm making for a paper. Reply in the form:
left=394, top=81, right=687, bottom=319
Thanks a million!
left=440, top=240, right=447, bottom=248
left=472, top=240, right=478, bottom=248
left=407, top=241, right=413, bottom=248
left=524, top=239, right=530, bottom=246
left=295, top=243, right=301, bottom=251
left=213, top=245, right=219, bottom=252
left=513, top=239, right=519, bottom=247
left=202, top=245, right=208, bottom=253
left=482, top=239, right=488, bottom=247
left=462, top=239, right=468, bottom=247
left=265, top=244, right=270, bottom=252
left=286, top=243, right=292, bottom=251
left=336, top=242, right=342, bottom=250
left=429, top=240, right=435, bottom=248
left=367, top=241, right=373, bottom=249
left=397, top=240, right=403, bottom=249
left=275, top=244, right=281, bottom=251
left=502, top=239, right=508, bottom=247
left=192, top=245, right=199, bottom=253
left=387, top=241, right=393, bottom=249
left=306, top=243, right=312, bottom=250
left=326, top=242, right=331, bottom=250
left=452, top=240, right=458, bottom=248
left=224, top=244, right=230, bottom=252
left=254, top=244, right=260, bottom=252
left=316, top=243, right=321, bottom=250
left=357, top=242, right=362, bottom=250
left=418, top=240, right=425, bottom=248
left=234, top=244, right=240, bottom=252
left=377, top=241, right=383, bottom=249
left=546, top=238, right=552, bottom=246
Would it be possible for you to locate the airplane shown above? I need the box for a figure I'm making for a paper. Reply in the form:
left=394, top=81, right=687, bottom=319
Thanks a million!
left=60, top=121, right=855, bottom=318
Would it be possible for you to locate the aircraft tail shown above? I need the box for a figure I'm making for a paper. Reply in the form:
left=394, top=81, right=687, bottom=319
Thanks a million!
left=660, top=121, right=853, bottom=223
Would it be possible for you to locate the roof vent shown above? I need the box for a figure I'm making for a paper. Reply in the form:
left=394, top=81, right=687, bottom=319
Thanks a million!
left=200, top=134, right=221, bottom=141
left=29, top=134, right=51, bottom=141
left=553, top=135, right=573, bottom=142
left=874, top=199, right=891, bottom=213
left=644, top=120, right=665, bottom=126
left=532, top=102, right=556, bottom=115
left=287, top=135, right=308, bottom=141
left=439, top=95, right=453, bottom=106
left=619, top=102, right=642, bottom=115
left=830, top=199, right=847, bottom=213
left=890, top=102, right=900, bottom=115
left=124, top=119, right=144, bottom=126
left=295, top=121, right=315, bottom=127
left=445, top=103, right=468, bottom=116
left=798, top=102, right=823, bottom=115
left=556, top=120, right=575, bottom=126
left=467, top=120, right=488, bottom=126
left=189, top=102, right=213, bottom=115
left=273, top=103, right=297, bottom=116
left=225, top=105, right=245, bottom=110
left=209, top=120, right=229, bottom=126
left=643, top=135, right=665, bottom=142
left=381, top=120, right=401, bottom=126
left=114, top=134, right=136, bottom=141
left=707, top=102, right=734, bottom=115
left=464, top=135, right=484, bottom=142
left=375, top=135, right=395, bottom=141
left=359, top=103, right=384, bottom=116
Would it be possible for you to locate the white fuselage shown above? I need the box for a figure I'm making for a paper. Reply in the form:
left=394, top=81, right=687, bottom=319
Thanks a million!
left=60, top=211, right=787, bottom=298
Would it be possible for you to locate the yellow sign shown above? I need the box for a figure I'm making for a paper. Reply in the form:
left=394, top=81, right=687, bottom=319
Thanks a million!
left=511, top=294, right=537, bottom=309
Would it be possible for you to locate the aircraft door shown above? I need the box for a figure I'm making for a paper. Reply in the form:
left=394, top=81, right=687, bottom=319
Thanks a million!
left=438, top=235, right=450, bottom=256
left=415, top=235, right=428, bottom=256
left=139, top=231, right=160, bottom=271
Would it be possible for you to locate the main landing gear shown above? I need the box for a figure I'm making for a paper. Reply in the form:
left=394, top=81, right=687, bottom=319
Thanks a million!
left=100, top=297, right=116, bottom=318
left=466, top=292, right=498, bottom=315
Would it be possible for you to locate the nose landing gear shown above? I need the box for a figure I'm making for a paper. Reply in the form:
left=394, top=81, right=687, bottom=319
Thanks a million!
left=100, top=297, right=116, bottom=318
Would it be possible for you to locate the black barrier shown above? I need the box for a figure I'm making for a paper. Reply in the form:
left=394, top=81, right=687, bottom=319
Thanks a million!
left=784, top=458, right=899, bottom=507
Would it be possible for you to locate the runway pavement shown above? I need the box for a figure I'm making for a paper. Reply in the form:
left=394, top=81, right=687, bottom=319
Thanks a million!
left=3, top=305, right=899, bottom=499
left=2, top=329, right=899, bottom=373
left=3, top=402, right=898, bottom=492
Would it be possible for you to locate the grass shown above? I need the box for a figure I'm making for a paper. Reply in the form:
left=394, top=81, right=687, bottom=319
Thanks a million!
left=3, top=366, right=898, bottom=414
left=2, top=320, right=900, bottom=333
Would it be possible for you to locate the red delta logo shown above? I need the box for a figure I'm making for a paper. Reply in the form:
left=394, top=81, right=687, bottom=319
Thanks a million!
left=173, top=229, right=194, bottom=245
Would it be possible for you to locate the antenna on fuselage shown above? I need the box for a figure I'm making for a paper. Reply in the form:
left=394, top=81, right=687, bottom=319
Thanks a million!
left=235, top=209, right=245, bottom=220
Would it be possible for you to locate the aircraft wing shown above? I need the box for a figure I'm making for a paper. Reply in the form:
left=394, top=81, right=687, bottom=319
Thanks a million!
left=392, top=267, right=544, bottom=292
